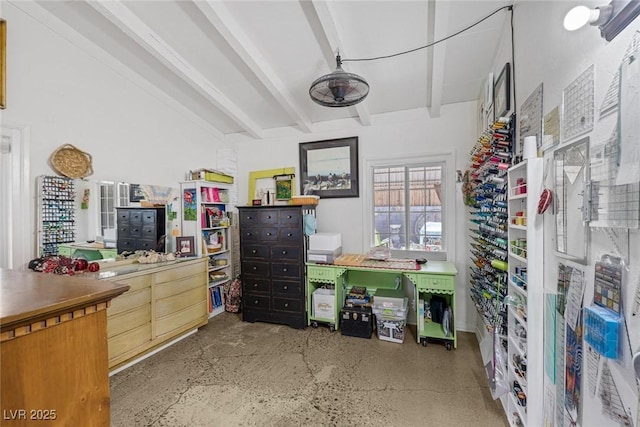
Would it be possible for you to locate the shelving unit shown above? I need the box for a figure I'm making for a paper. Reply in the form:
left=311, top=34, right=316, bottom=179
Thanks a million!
left=37, top=175, right=76, bottom=256
left=467, top=116, right=514, bottom=401
left=180, top=180, right=233, bottom=319
left=506, top=158, right=543, bottom=427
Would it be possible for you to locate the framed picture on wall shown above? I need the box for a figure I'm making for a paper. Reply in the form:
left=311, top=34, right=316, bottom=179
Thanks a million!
left=299, top=137, right=359, bottom=198
left=494, top=63, right=511, bottom=120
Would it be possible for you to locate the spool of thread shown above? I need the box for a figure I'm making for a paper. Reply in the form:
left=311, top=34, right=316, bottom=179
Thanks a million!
left=523, top=136, right=537, bottom=159
left=491, top=259, right=508, bottom=271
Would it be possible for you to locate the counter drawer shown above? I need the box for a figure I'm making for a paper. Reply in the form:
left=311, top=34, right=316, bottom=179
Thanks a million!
left=155, top=274, right=203, bottom=299
left=156, top=287, right=205, bottom=317
left=156, top=301, right=207, bottom=338
left=107, top=304, right=151, bottom=338
left=113, top=274, right=151, bottom=293
left=413, top=275, right=455, bottom=292
left=108, top=288, right=151, bottom=316
left=154, top=259, right=205, bottom=284
left=108, top=322, right=151, bottom=362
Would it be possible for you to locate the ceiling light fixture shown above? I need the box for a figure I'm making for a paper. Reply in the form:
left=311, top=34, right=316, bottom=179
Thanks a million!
left=308, top=5, right=513, bottom=108
left=563, top=4, right=613, bottom=31
left=309, top=53, right=369, bottom=107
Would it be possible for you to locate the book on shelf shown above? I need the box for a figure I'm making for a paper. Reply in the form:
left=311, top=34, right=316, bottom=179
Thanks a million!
left=189, top=168, right=234, bottom=184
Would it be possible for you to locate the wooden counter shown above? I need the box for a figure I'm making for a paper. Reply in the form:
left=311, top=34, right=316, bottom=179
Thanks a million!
left=0, top=269, right=129, bottom=427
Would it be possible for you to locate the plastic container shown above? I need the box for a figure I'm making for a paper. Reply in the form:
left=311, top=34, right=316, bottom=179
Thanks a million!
left=584, top=305, right=621, bottom=359
left=373, top=297, right=408, bottom=343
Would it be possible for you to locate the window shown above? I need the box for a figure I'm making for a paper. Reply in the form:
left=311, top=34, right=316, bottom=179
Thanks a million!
left=96, top=181, right=129, bottom=237
left=367, top=155, right=451, bottom=260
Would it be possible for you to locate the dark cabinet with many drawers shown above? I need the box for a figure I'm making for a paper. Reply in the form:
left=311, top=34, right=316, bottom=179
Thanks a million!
left=238, top=206, right=312, bottom=329
left=116, top=207, right=166, bottom=254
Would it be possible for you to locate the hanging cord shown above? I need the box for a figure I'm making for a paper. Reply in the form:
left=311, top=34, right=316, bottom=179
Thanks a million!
left=342, top=5, right=513, bottom=63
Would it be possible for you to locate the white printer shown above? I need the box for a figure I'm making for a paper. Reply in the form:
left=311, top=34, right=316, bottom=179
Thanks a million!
left=307, top=233, right=342, bottom=264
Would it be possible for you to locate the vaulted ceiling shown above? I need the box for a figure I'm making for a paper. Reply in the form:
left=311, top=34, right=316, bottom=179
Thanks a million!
left=19, top=0, right=512, bottom=139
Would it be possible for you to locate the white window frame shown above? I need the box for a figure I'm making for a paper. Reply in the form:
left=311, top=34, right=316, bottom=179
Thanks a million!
left=362, top=152, right=455, bottom=261
left=95, top=181, right=129, bottom=237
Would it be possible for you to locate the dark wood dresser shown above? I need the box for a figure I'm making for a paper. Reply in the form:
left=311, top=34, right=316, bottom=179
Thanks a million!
left=116, top=207, right=166, bottom=254
left=238, top=205, right=313, bottom=329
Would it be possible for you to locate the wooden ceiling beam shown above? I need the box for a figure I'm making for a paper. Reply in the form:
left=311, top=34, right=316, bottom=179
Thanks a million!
left=88, top=0, right=264, bottom=138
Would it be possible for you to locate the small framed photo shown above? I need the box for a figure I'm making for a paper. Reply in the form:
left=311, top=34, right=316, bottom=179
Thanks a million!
left=494, top=63, right=511, bottom=120
left=176, top=236, right=195, bottom=257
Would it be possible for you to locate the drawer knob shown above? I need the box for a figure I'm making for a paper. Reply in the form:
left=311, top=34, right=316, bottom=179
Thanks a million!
left=246, top=232, right=252, bottom=236
left=254, top=300, right=259, bottom=305
left=267, top=215, right=272, bottom=219
left=253, top=283, right=259, bottom=288
left=282, top=250, right=287, bottom=255
left=252, top=249, right=257, bottom=254
left=433, top=280, right=437, bottom=284
left=283, top=285, right=288, bottom=290
left=253, top=266, right=257, bottom=271
left=266, top=232, right=272, bottom=236
left=283, top=267, right=288, bottom=272
left=284, top=303, right=289, bottom=308
left=287, top=233, right=292, bottom=237
left=287, top=215, right=292, bottom=219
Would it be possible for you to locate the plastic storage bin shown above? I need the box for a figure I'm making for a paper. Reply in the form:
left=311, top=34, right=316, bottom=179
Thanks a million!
left=312, top=288, right=335, bottom=321
left=372, top=297, right=408, bottom=343
left=584, top=305, right=621, bottom=359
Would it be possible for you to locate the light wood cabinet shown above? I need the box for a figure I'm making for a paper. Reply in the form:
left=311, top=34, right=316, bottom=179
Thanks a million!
left=99, top=258, right=208, bottom=371
left=0, top=268, right=129, bottom=427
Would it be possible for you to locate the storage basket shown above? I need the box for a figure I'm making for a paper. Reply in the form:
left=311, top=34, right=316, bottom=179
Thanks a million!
left=290, top=195, right=319, bottom=206
left=49, top=144, right=94, bottom=179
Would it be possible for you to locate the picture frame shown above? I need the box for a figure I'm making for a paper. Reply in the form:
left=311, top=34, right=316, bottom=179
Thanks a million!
left=299, top=136, right=359, bottom=198
left=494, top=63, right=511, bottom=120
left=1, top=19, right=6, bottom=110
left=129, top=183, right=146, bottom=202
left=176, top=236, right=195, bottom=257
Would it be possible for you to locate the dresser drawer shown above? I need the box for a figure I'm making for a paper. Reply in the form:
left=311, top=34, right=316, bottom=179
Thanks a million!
left=239, top=211, right=259, bottom=226
left=257, top=227, right=279, bottom=241
left=242, top=244, right=269, bottom=259
left=414, top=274, right=455, bottom=292
left=128, top=210, right=143, bottom=223
left=245, top=294, right=270, bottom=310
left=272, top=280, right=301, bottom=296
left=278, top=209, right=300, bottom=225
left=117, top=209, right=130, bottom=222
left=141, top=210, right=157, bottom=223
left=271, top=262, right=300, bottom=278
left=279, top=228, right=301, bottom=242
left=127, top=224, right=143, bottom=236
left=259, top=210, right=278, bottom=224
left=272, top=297, right=302, bottom=313
left=136, top=239, right=157, bottom=251
left=117, top=224, right=130, bottom=237
left=243, top=276, right=270, bottom=293
left=240, top=227, right=259, bottom=242
left=271, top=245, right=301, bottom=261
left=117, top=238, right=136, bottom=252
left=242, top=261, right=270, bottom=277
left=141, top=225, right=157, bottom=238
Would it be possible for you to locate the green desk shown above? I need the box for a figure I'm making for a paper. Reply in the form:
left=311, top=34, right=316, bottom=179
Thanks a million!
left=306, top=260, right=458, bottom=349
left=58, top=243, right=118, bottom=260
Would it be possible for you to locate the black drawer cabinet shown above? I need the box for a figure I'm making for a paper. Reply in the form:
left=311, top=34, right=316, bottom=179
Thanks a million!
left=238, top=206, right=313, bottom=329
left=116, top=207, right=166, bottom=254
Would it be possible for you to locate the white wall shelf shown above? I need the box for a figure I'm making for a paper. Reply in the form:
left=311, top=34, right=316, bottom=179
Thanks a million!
left=506, top=158, right=543, bottom=427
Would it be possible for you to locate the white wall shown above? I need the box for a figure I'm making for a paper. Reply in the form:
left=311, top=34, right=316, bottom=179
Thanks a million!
left=502, top=1, right=640, bottom=426
left=2, top=3, right=226, bottom=261
left=230, top=103, right=480, bottom=331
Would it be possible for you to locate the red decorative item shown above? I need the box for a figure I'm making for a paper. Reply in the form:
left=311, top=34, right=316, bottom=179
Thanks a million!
left=87, top=262, right=100, bottom=272
left=74, top=259, right=89, bottom=271
left=538, top=188, right=553, bottom=214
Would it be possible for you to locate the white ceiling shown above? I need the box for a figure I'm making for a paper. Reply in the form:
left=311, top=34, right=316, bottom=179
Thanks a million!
left=27, top=0, right=512, bottom=139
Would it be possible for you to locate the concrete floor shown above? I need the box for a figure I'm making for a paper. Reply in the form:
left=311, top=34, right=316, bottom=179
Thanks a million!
left=110, top=313, right=508, bottom=426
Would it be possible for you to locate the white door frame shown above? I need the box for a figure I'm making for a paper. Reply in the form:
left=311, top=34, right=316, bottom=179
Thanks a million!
left=1, top=124, right=31, bottom=270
